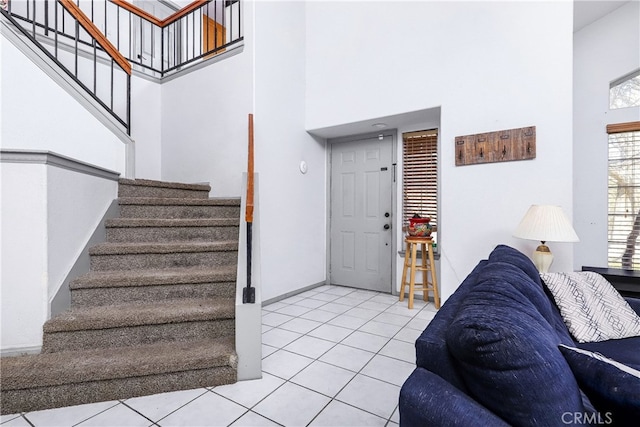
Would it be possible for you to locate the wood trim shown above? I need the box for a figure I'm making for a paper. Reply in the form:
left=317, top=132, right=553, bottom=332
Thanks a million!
left=109, top=0, right=208, bottom=28
left=607, top=121, right=640, bottom=134
left=161, top=0, right=208, bottom=27
left=246, top=114, right=254, bottom=223
left=59, top=0, right=131, bottom=75
left=109, top=0, right=163, bottom=26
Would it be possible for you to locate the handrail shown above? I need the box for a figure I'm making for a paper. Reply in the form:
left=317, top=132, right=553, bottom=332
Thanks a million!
left=1, top=0, right=132, bottom=134
left=58, top=0, right=131, bottom=75
left=109, top=0, right=207, bottom=28
left=243, top=113, right=255, bottom=304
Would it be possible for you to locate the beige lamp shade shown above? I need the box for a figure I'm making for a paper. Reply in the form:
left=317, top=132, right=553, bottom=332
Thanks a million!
left=513, top=205, right=579, bottom=272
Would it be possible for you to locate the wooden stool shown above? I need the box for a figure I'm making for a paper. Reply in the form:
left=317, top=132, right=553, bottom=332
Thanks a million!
left=400, top=237, right=440, bottom=309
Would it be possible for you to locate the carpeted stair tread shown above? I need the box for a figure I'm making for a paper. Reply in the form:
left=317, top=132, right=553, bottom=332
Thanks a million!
left=118, top=178, right=211, bottom=192
left=89, top=241, right=238, bottom=255
left=105, top=218, right=239, bottom=228
left=1, top=337, right=235, bottom=391
left=118, top=197, right=240, bottom=206
left=71, top=266, right=237, bottom=289
left=44, top=298, right=234, bottom=333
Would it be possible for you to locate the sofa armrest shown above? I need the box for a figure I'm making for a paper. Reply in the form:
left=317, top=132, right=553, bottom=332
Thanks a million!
left=399, top=367, right=509, bottom=427
left=625, top=297, right=640, bottom=315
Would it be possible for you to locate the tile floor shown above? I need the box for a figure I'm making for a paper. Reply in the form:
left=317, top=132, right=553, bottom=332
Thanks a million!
left=1, top=285, right=437, bottom=427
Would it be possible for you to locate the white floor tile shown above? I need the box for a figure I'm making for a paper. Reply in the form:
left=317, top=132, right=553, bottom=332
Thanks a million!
left=275, top=304, right=311, bottom=317
left=307, top=293, right=340, bottom=302
left=76, top=403, right=151, bottom=426
left=157, top=392, right=246, bottom=426
left=21, top=400, right=119, bottom=427
left=340, top=331, right=390, bottom=353
left=327, top=314, right=368, bottom=329
left=332, top=296, right=366, bottom=307
left=384, top=303, right=422, bottom=317
left=262, top=349, right=314, bottom=380
left=290, top=361, right=356, bottom=397
left=278, top=295, right=304, bottom=304
left=296, top=290, right=321, bottom=298
left=213, top=373, right=284, bottom=408
left=294, top=298, right=329, bottom=308
left=279, top=317, right=322, bottom=334
left=405, top=316, right=432, bottom=331
left=0, top=416, right=30, bottom=426
left=261, top=302, right=288, bottom=312
left=319, top=344, right=375, bottom=372
left=283, top=335, right=336, bottom=359
left=309, top=400, right=386, bottom=427
left=0, top=414, right=21, bottom=425
left=391, top=405, right=400, bottom=423
left=369, top=294, right=399, bottom=305
left=261, top=312, right=294, bottom=327
left=262, top=344, right=278, bottom=359
left=359, top=320, right=404, bottom=338
left=261, top=328, right=302, bottom=348
left=229, top=411, right=280, bottom=426
left=344, top=307, right=381, bottom=321
left=300, top=309, right=339, bottom=323
left=415, top=308, right=438, bottom=320
left=124, top=388, right=208, bottom=423
left=307, top=324, right=353, bottom=342
left=316, top=302, right=351, bottom=314
left=322, top=287, right=355, bottom=296
left=261, top=324, right=273, bottom=334
left=335, top=374, right=401, bottom=419
left=393, top=327, right=423, bottom=343
left=373, top=312, right=411, bottom=327
left=252, top=382, right=330, bottom=427
left=361, top=354, right=415, bottom=386
left=379, top=339, right=416, bottom=363
left=359, top=301, right=392, bottom=312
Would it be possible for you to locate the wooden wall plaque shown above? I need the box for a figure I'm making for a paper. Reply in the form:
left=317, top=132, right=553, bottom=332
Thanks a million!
left=455, top=126, right=536, bottom=166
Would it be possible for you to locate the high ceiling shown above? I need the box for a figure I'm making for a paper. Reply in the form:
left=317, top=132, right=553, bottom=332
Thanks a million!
left=574, top=0, right=631, bottom=32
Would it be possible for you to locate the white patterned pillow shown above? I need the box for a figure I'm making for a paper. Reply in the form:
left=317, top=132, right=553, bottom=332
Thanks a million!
left=541, top=272, right=640, bottom=343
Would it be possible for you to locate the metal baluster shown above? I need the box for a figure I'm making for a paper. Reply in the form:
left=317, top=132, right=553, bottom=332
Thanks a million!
left=110, top=59, right=114, bottom=111
left=93, top=39, right=97, bottom=95
left=191, top=11, right=194, bottom=60
left=74, top=19, right=79, bottom=77
left=54, top=1, right=58, bottom=58
left=31, top=0, right=35, bottom=38
left=161, top=25, right=165, bottom=74
left=44, top=0, right=48, bottom=36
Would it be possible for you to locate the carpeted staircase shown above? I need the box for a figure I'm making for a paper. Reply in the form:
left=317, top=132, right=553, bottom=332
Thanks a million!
left=0, top=179, right=241, bottom=414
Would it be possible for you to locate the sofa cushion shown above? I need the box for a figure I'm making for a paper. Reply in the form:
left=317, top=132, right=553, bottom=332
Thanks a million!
left=559, top=345, right=640, bottom=425
left=446, top=279, right=586, bottom=426
left=541, top=272, right=640, bottom=343
left=577, top=336, right=640, bottom=371
left=488, top=244, right=541, bottom=285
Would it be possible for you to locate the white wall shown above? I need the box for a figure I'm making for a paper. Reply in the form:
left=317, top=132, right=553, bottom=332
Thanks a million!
left=306, top=0, right=575, bottom=300
left=131, top=75, right=162, bottom=180
left=254, top=1, right=326, bottom=300
left=0, top=164, right=48, bottom=353
left=573, top=1, right=640, bottom=270
left=0, top=160, right=118, bottom=354
left=160, top=5, right=253, bottom=195
left=0, top=34, right=126, bottom=174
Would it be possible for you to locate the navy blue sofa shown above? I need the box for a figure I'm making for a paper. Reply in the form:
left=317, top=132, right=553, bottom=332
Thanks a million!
left=399, top=245, right=640, bottom=426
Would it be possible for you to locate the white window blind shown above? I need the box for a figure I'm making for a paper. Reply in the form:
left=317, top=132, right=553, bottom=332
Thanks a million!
left=607, top=122, right=640, bottom=270
left=402, top=129, right=438, bottom=227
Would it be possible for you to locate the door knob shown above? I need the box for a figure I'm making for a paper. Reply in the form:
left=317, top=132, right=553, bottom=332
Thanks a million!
left=385, top=212, right=390, bottom=218
left=383, top=224, right=390, bottom=230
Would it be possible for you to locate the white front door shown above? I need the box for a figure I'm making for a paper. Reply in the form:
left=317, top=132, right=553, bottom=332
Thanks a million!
left=330, top=136, right=393, bottom=292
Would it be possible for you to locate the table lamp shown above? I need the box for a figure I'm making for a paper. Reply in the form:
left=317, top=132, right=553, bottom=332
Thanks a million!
left=513, top=205, right=579, bottom=272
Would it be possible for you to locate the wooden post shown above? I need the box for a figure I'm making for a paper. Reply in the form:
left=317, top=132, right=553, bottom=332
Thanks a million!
left=243, top=114, right=255, bottom=304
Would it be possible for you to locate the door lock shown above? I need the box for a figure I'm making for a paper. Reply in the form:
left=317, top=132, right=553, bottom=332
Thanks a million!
left=383, top=224, right=390, bottom=230
left=385, top=212, right=390, bottom=218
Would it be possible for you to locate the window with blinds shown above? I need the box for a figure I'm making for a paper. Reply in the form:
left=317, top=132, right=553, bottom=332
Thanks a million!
left=402, top=129, right=438, bottom=227
left=607, top=121, right=640, bottom=270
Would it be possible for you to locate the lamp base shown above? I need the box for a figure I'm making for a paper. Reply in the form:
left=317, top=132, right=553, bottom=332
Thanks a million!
left=532, top=243, right=553, bottom=273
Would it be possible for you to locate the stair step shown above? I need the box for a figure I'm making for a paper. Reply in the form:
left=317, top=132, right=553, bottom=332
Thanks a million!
left=88, top=241, right=238, bottom=271
left=42, top=298, right=234, bottom=353
left=105, top=218, right=239, bottom=243
left=118, top=178, right=211, bottom=199
left=70, top=267, right=237, bottom=306
left=119, top=197, right=241, bottom=219
left=1, top=338, right=236, bottom=414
